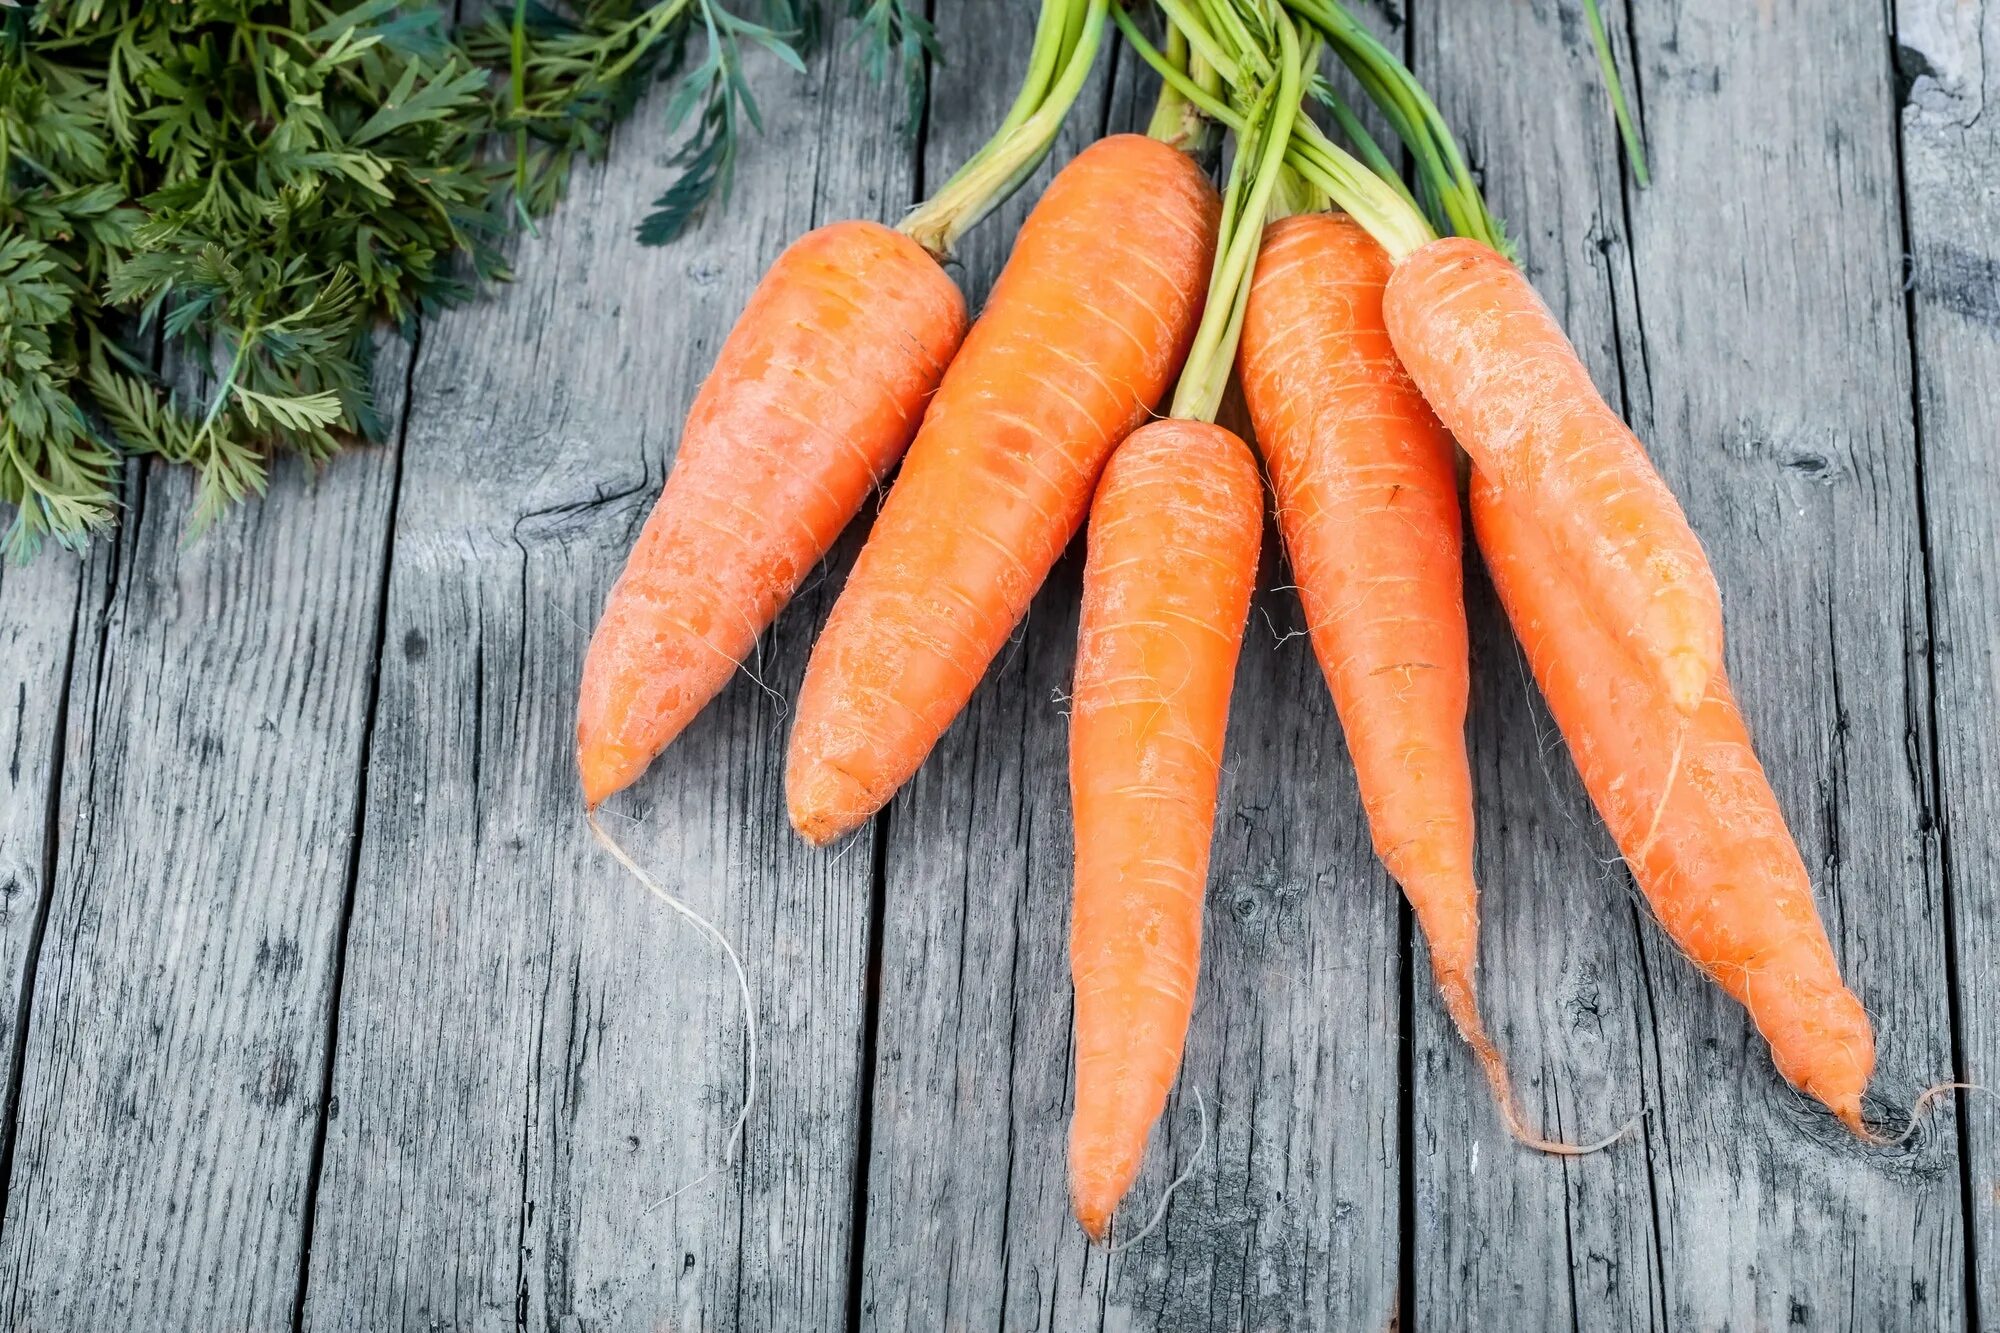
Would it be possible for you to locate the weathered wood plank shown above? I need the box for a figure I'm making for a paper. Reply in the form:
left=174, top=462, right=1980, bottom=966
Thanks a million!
left=0, top=551, right=85, bottom=1206
left=296, top=41, right=911, bottom=1333
left=854, top=12, right=1402, bottom=1330
left=1418, top=1, right=1964, bottom=1328
left=0, top=2, right=1979, bottom=1324
left=850, top=20, right=1135, bottom=1330
left=1896, top=0, right=2000, bottom=1318
left=1407, top=4, right=1666, bottom=1327
left=0, top=351, right=405, bottom=1326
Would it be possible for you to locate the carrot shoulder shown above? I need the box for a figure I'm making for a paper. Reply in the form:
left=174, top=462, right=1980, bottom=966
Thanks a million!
left=785, top=135, right=1221, bottom=844
left=1472, top=468, right=1875, bottom=1131
left=1384, top=238, right=1724, bottom=717
left=1068, top=419, right=1261, bottom=1240
left=577, top=221, right=964, bottom=807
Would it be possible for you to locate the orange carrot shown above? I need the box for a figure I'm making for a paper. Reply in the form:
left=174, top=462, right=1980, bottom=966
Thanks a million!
left=576, top=221, right=964, bottom=807
left=1241, top=215, right=1472, bottom=996
left=785, top=133, right=1221, bottom=844
left=1239, top=212, right=1591, bottom=1150
left=1065, top=14, right=1305, bottom=1239
left=1067, top=420, right=1261, bottom=1241
left=1383, top=238, right=1723, bottom=716
left=1472, top=469, right=1875, bottom=1131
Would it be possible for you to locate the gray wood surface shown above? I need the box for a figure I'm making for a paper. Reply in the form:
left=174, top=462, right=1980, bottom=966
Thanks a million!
left=294, top=36, right=908, bottom=1333
left=0, top=550, right=81, bottom=1288
left=0, top=1, right=1990, bottom=1329
left=1898, top=0, right=2000, bottom=1322
left=0, top=354, right=403, bottom=1328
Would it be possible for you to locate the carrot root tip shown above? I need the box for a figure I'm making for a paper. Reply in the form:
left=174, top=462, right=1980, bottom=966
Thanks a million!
left=786, top=760, right=871, bottom=846
left=1080, top=1088, right=1209, bottom=1253
left=1433, top=964, right=1639, bottom=1157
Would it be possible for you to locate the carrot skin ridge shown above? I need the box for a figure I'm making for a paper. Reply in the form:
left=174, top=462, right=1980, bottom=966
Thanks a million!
left=1471, top=469, right=1875, bottom=1132
left=786, top=136, right=1222, bottom=844
left=1383, top=237, right=1725, bottom=717
left=1066, top=420, right=1262, bottom=1240
left=575, top=221, right=966, bottom=808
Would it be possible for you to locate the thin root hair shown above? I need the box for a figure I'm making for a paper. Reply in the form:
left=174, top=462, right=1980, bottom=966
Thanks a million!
left=1444, top=972, right=1644, bottom=1156
left=1864, top=1080, right=1992, bottom=1149
left=1259, top=603, right=1308, bottom=648
left=586, top=812, right=760, bottom=1212
left=828, top=824, right=873, bottom=869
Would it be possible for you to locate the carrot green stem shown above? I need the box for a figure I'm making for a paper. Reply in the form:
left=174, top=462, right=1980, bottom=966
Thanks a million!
left=1144, top=23, right=1192, bottom=139
left=1149, top=0, right=1448, bottom=262
left=1582, top=0, right=1650, bottom=187
left=1196, top=0, right=1273, bottom=83
left=1119, top=5, right=1242, bottom=130
left=1140, top=20, right=1224, bottom=159
left=1128, top=0, right=1432, bottom=259
left=899, top=0, right=1107, bottom=259
left=1155, top=0, right=1243, bottom=86
left=1281, top=0, right=1510, bottom=255
left=1286, top=117, right=1432, bottom=259
left=1315, top=80, right=1425, bottom=224
left=1170, top=7, right=1306, bottom=422
left=988, top=0, right=1075, bottom=150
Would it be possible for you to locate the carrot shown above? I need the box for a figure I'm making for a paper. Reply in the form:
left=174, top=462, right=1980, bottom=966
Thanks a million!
left=576, top=223, right=964, bottom=806
left=1471, top=469, right=1875, bottom=1131
left=1067, top=420, right=1261, bottom=1241
left=784, top=132, right=1221, bottom=843
left=1241, top=215, right=1471, bottom=982
left=577, top=0, right=1111, bottom=808
left=1239, top=212, right=1594, bottom=1151
left=1383, top=239, right=1723, bottom=716
left=1066, top=11, right=1300, bottom=1240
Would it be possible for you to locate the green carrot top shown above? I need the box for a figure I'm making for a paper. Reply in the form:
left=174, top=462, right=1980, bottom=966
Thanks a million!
left=1118, top=0, right=1510, bottom=265
left=1158, top=0, right=1307, bottom=423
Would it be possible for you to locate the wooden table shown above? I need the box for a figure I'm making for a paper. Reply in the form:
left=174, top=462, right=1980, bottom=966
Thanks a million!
left=1, top=2, right=1994, bottom=1328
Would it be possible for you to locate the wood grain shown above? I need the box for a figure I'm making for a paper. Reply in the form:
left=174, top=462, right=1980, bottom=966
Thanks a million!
left=1896, top=0, right=2000, bottom=1319
left=0, top=549, right=84, bottom=1242
left=0, top=2, right=1988, bottom=1326
left=1418, top=0, right=1965, bottom=1328
left=0, top=344, right=405, bottom=1328
left=296, top=40, right=911, bottom=1333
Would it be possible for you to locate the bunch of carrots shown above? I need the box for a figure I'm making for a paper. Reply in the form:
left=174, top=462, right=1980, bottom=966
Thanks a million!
left=578, top=0, right=1903, bottom=1242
